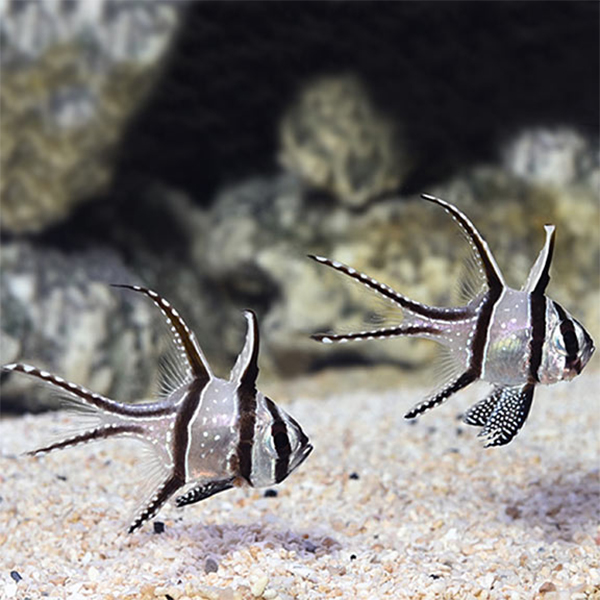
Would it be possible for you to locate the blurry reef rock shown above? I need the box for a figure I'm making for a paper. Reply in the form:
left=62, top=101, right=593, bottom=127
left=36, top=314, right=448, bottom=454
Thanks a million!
left=0, top=243, right=164, bottom=412
left=0, top=0, right=181, bottom=233
left=279, top=74, right=409, bottom=208
left=3, top=128, right=598, bottom=412
left=1, top=3, right=598, bottom=412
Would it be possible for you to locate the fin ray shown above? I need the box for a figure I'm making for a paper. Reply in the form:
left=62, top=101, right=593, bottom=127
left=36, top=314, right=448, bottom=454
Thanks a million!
left=308, top=254, right=469, bottom=322
left=404, top=370, right=477, bottom=419
left=112, top=285, right=211, bottom=381
left=312, top=324, right=441, bottom=344
left=421, top=194, right=505, bottom=292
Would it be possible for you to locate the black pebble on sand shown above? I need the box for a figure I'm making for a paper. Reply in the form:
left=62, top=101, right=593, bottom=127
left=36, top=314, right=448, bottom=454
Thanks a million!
left=205, top=557, right=219, bottom=574
left=153, top=521, right=165, bottom=534
left=10, top=570, right=22, bottom=582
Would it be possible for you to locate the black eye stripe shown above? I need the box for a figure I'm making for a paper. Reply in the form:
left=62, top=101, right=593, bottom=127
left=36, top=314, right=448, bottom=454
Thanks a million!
left=272, top=423, right=291, bottom=453
left=553, top=302, right=579, bottom=360
left=264, top=397, right=291, bottom=483
left=561, top=328, right=578, bottom=356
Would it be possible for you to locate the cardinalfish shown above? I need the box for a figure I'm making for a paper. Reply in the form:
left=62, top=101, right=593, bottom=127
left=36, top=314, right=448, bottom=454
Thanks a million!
left=3, top=286, right=312, bottom=532
left=309, top=194, right=594, bottom=446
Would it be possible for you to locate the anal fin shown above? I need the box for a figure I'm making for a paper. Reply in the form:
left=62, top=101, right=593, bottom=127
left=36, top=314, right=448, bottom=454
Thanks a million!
left=128, top=473, right=185, bottom=533
left=404, top=370, right=477, bottom=419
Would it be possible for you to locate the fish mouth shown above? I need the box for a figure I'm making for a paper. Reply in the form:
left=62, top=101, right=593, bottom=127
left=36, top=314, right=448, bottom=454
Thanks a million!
left=291, top=443, right=313, bottom=472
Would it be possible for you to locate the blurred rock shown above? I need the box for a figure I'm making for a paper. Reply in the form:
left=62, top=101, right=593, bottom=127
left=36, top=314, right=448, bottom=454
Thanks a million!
left=0, top=0, right=181, bottom=234
left=502, top=128, right=598, bottom=188
left=1, top=126, right=598, bottom=410
left=279, top=74, right=410, bottom=207
left=0, top=242, right=163, bottom=411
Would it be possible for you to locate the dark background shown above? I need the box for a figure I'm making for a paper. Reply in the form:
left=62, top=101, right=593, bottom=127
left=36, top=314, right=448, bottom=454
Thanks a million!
left=114, top=1, right=599, bottom=205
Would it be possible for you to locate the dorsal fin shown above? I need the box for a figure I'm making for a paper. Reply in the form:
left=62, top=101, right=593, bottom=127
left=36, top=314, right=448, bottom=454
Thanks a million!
left=422, top=194, right=505, bottom=292
left=112, top=285, right=211, bottom=381
left=521, top=225, right=555, bottom=295
left=232, top=310, right=260, bottom=485
left=230, top=310, right=260, bottom=389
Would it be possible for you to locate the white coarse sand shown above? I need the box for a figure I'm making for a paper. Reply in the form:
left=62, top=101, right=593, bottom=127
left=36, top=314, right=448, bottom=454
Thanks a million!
left=1, top=369, right=599, bottom=600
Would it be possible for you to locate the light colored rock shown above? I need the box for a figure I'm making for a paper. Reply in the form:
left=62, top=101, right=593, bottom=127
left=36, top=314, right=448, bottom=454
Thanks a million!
left=0, top=242, right=162, bottom=411
left=279, top=74, right=410, bottom=207
left=0, top=0, right=182, bottom=233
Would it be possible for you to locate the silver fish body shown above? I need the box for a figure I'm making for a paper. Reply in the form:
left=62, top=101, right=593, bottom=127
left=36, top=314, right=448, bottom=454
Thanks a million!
left=310, top=194, right=594, bottom=446
left=2, top=286, right=312, bottom=532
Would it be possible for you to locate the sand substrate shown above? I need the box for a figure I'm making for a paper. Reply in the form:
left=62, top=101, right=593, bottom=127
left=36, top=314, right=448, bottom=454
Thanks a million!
left=1, top=369, right=599, bottom=600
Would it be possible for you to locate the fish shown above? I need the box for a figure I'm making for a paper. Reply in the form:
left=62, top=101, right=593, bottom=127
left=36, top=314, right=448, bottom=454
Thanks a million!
left=2, top=285, right=312, bottom=532
left=309, top=194, right=595, bottom=446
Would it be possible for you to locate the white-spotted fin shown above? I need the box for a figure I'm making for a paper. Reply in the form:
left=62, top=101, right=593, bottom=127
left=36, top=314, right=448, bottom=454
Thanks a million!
left=310, top=194, right=595, bottom=446
left=2, top=285, right=312, bottom=532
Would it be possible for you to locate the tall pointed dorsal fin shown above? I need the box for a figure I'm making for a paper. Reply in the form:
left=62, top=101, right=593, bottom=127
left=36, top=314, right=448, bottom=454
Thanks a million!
left=522, top=225, right=555, bottom=295
left=230, top=310, right=260, bottom=389
left=112, top=285, right=211, bottom=381
left=422, top=194, right=505, bottom=292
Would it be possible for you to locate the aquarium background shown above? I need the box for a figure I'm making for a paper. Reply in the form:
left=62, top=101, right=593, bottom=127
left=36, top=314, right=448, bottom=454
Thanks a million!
left=1, top=1, right=599, bottom=411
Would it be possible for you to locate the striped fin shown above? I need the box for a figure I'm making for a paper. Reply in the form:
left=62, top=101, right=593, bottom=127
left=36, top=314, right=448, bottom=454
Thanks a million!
left=312, top=324, right=441, bottom=344
left=463, top=387, right=503, bottom=427
left=1, top=363, right=171, bottom=418
left=421, top=194, right=505, bottom=292
left=404, top=371, right=478, bottom=419
left=479, top=384, right=534, bottom=447
left=522, top=225, right=555, bottom=295
left=128, top=473, right=185, bottom=533
left=28, top=424, right=144, bottom=456
left=112, top=285, right=211, bottom=381
left=308, top=254, right=470, bottom=322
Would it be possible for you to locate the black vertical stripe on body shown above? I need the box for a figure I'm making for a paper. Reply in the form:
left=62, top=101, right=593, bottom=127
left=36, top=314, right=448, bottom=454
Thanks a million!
left=173, top=374, right=211, bottom=481
left=528, top=294, right=547, bottom=383
left=404, top=286, right=503, bottom=419
left=265, top=397, right=291, bottom=484
left=235, top=312, right=261, bottom=484
left=470, top=286, right=504, bottom=376
left=130, top=373, right=211, bottom=533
